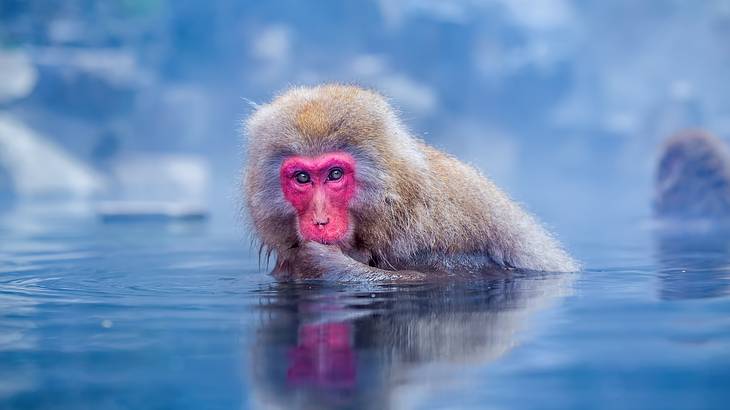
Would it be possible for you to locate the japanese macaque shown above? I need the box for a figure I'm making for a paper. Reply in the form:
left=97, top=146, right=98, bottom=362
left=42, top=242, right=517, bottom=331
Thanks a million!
left=653, top=130, right=730, bottom=300
left=654, top=130, right=730, bottom=219
left=243, top=84, right=578, bottom=280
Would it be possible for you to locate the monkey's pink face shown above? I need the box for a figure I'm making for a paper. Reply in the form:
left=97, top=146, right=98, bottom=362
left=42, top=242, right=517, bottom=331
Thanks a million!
left=280, top=152, right=357, bottom=244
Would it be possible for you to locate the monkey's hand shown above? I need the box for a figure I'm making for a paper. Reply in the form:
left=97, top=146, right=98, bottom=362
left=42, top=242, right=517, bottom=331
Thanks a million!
left=294, top=241, right=428, bottom=282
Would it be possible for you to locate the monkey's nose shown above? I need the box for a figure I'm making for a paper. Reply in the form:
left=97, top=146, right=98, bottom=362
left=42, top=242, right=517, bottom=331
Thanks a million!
left=314, top=217, right=330, bottom=226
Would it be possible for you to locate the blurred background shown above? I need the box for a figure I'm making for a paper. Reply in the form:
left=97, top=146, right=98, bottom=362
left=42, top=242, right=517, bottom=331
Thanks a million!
left=1, top=0, right=729, bottom=237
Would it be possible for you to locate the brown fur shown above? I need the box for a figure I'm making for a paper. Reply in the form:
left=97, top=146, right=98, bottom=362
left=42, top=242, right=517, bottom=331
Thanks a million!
left=295, top=100, right=332, bottom=138
left=655, top=130, right=730, bottom=219
left=243, top=84, right=578, bottom=278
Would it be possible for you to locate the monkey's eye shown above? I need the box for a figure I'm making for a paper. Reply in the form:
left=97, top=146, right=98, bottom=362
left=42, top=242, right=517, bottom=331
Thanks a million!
left=294, top=171, right=311, bottom=184
left=327, top=168, right=344, bottom=181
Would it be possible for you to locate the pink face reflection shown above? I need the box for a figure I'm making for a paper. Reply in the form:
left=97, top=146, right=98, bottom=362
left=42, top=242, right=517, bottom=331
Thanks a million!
left=286, top=322, right=356, bottom=388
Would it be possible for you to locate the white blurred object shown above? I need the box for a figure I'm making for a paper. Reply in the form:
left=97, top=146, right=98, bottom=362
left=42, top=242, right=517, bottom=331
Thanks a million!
left=0, top=115, right=103, bottom=198
left=0, top=50, right=38, bottom=103
left=33, top=47, right=150, bottom=87
left=377, top=0, right=574, bottom=29
left=350, top=54, right=387, bottom=77
left=98, top=155, right=210, bottom=223
left=110, top=154, right=209, bottom=203
left=249, top=24, right=292, bottom=83
left=96, top=201, right=207, bottom=222
left=377, top=74, right=438, bottom=115
left=47, top=19, right=86, bottom=44
left=251, top=24, right=291, bottom=63
left=345, top=55, right=438, bottom=115
left=499, top=0, right=574, bottom=30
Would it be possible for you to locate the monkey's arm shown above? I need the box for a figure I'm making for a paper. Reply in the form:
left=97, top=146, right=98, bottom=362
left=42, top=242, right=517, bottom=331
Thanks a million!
left=285, top=241, right=429, bottom=282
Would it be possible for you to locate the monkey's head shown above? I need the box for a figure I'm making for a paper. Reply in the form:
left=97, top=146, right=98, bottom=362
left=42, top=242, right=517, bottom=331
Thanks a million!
left=655, top=130, right=730, bottom=218
left=243, top=84, right=426, bottom=251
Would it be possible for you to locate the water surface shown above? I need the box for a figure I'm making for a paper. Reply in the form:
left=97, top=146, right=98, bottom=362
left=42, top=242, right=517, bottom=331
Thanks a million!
left=1, top=208, right=729, bottom=409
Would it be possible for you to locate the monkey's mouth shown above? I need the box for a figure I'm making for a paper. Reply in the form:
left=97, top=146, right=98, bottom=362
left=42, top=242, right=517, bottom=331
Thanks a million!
left=300, top=226, right=347, bottom=245
left=297, top=215, right=349, bottom=245
left=307, top=232, right=341, bottom=246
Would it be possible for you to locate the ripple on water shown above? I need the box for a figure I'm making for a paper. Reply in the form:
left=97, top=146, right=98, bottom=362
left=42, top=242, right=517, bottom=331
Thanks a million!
left=1, top=214, right=730, bottom=409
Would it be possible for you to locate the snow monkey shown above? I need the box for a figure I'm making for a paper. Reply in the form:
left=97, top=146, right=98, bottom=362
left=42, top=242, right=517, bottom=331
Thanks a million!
left=655, top=130, right=730, bottom=219
left=243, top=84, right=578, bottom=280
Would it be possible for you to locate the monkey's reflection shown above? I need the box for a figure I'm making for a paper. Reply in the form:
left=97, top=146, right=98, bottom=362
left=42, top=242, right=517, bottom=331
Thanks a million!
left=286, top=321, right=356, bottom=389
left=250, top=273, right=573, bottom=409
left=654, top=224, right=730, bottom=300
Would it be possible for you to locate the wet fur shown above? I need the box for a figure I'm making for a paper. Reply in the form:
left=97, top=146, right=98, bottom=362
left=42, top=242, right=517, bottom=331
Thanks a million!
left=243, top=84, right=578, bottom=278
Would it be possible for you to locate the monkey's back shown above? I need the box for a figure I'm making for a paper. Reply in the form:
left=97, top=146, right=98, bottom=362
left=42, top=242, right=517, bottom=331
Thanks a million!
left=383, top=142, right=578, bottom=272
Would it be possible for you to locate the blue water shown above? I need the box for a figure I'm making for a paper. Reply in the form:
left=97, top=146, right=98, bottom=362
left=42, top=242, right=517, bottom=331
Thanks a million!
left=1, top=208, right=729, bottom=410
